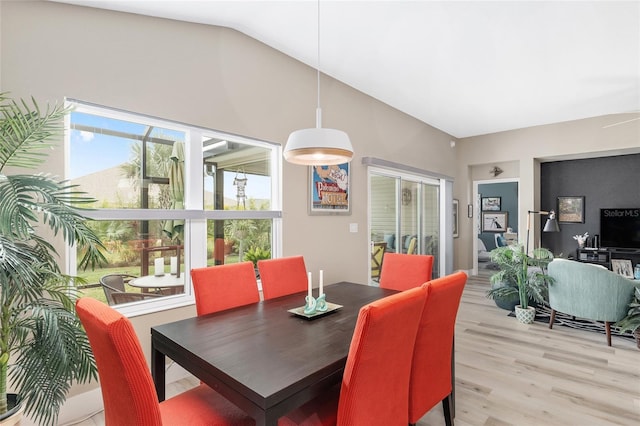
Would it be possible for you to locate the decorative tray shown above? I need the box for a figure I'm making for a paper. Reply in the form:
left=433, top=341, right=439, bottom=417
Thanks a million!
left=288, top=302, right=343, bottom=320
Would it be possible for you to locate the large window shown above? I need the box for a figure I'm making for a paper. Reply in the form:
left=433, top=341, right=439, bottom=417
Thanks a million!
left=67, top=101, right=281, bottom=314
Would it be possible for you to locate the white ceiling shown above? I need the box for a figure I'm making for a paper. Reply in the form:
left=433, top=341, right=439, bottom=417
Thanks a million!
left=50, top=0, right=640, bottom=138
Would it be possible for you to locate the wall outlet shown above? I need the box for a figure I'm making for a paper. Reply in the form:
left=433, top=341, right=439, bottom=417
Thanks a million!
left=349, top=223, right=358, bottom=233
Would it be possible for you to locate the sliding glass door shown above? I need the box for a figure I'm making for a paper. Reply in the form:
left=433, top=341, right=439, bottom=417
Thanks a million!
left=369, top=169, right=442, bottom=283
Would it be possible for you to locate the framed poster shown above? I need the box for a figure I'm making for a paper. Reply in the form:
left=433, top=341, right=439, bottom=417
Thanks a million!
left=309, top=163, right=351, bottom=215
left=482, top=211, right=508, bottom=232
left=453, top=199, right=459, bottom=238
left=481, top=196, right=501, bottom=211
left=557, top=196, right=585, bottom=223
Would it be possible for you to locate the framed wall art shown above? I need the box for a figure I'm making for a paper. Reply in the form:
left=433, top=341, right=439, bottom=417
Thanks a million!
left=611, top=259, right=634, bottom=278
left=557, top=196, right=585, bottom=223
left=309, top=163, right=351, bottom=215
left=482, top=211, right=508, bottom=232
left=481, top=196, right=501, bottom=211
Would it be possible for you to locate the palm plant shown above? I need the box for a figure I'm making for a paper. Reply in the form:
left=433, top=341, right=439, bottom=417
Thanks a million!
left=0, top=94, right=106, bottom=425
left=615, top=286, right=640, bottom=347
left=486, top=244, right=554, bottom=310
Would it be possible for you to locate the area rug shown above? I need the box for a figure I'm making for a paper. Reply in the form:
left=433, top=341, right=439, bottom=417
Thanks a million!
left=508, top=305, right=635, bottom=340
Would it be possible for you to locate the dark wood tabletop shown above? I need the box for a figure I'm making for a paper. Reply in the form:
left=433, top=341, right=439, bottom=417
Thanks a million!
left=151, top=281, right=396, bottom=426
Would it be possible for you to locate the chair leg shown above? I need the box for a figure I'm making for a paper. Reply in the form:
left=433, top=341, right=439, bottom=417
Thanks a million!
left=605, top=321, right=612, bottom=346
left=442, top=394, right=454, bottom=426
left=548, top=309, right=556, bottom=329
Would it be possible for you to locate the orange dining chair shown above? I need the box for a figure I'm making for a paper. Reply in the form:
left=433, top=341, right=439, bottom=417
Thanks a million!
left=190, top=261, right=260, bottom=316
left=379, top=253, right=434, bottom=292
left=409, top=271, right=468, bottom=426
left=257, top=255, right=308, bottom=300
left=75, top=297, right=254, bottom=426
left=278, top=285, right=428, bottom=426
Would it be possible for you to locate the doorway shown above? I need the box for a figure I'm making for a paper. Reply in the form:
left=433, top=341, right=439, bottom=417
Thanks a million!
left=473, top=178, right=519, bottom=275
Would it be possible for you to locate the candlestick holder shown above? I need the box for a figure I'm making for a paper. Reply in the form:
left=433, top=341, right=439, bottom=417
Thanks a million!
left=289, top=298, right=343, bottom=320
left=316, top=293, right=328, bottom=312
left=303, top=295, right=317, bottom=315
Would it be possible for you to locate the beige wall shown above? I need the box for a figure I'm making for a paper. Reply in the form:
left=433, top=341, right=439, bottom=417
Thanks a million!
left=1, top=0, right=458, bottom=406
left=5, top=1, right=637, bottom=417
left=455, top=116, right=640, bottom=269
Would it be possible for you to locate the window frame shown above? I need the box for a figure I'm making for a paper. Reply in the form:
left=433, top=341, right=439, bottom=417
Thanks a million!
left=65, top=99, right=282, bottom=316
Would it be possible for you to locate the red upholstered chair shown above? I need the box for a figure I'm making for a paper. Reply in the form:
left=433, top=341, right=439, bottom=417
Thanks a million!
left=379, top=253, right=434, bottom=292
left=75, top=297, right=254, bottom=426
left=191, top=261, right=260, bottom=316
left=257, top=256, right=308, bottom=300
left=278, top=285, right=428, bottom=426
left=409, top=271, right=468, bottom=426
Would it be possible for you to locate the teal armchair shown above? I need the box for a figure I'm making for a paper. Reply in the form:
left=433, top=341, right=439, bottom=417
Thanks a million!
left=547, top=258, right=637, bottom=346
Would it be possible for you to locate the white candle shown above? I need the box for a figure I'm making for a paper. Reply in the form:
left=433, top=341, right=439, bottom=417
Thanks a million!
left=319, top=270, right=324, bottom=296
left=307, top=272, right=313, bottom=301
left=170, top=256, right=178, bottom=275
left=154, top=257, right=165, bottom=276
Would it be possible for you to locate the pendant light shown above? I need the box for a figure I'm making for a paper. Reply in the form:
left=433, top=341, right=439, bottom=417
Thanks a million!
left=283, top=0, right=353, bottom=166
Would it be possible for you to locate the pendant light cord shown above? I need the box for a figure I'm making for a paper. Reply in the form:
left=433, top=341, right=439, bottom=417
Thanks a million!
left=316, top=0, right=322, bottom=128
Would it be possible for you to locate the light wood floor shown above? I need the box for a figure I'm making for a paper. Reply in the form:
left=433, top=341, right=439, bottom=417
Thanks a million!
left=68, top=272, right=640, bottom=426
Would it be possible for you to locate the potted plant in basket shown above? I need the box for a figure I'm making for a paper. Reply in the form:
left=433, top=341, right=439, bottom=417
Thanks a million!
left=486, top=244, right=554, bottom=324
left=0, top=94, right=106, bottom=425
left=615, top=286, right=640, bottom=350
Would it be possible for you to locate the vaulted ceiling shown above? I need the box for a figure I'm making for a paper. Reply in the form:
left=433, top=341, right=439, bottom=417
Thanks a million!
left=51, top=1, right=640, bottom=138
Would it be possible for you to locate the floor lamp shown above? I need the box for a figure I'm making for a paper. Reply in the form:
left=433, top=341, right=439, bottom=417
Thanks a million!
left=525, top=210, right=560, bottom=254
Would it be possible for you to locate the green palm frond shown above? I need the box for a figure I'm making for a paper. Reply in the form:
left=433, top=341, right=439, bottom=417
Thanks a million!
left=0, top=174, right=107, bottom=269
left=11, top=303, right=96, bottom=426
left=0, top=238, right=50, bottom=295
left=0, top=94, right=104, bottom=425
left=0, top=94, right=69, bottom=171
left=615, top=287, right=640, bottom=333
left=486, top=244, right=554, bottom=308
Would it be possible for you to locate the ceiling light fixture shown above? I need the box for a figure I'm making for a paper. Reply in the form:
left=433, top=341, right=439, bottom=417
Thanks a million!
left=283, top=0, right=353, bottom=166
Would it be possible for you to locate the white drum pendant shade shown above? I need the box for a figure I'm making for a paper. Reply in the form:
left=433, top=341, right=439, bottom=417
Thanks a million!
left=284, top=127, right=353, bottom=165
left=283, top=0, right=353, bottom=166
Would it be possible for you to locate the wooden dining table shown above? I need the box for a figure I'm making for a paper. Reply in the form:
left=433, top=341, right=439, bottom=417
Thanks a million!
left=151, top=282, right=396, bottom=426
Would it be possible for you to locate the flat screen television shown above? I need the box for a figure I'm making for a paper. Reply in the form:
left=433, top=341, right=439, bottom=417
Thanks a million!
left=600, top=208, right=640, bottom=249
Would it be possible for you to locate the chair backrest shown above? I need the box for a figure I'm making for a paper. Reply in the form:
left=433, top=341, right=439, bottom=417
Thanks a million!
left=76, top=297, right=163, bottom=425
left=379, top=253, right=434, bottom=292
left=257, top=256, right=308, bottom=300
left=100, top=274, right=135, bottom=305
left=408, top=271, right=467, bottom=423
left=190, top=262, right=260, bottom=316
left=407, top=236, right=417, bottom=254
left=337, top=285, right=427, bottom=426
left=371, top=242, right=387, bottom=279
left=547, top=258, right=636, bottom=322
left=478, top=238, right=488, bottom=252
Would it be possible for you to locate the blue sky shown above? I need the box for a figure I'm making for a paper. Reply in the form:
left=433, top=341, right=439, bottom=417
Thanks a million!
left=70, top=111, right=271, bottom=200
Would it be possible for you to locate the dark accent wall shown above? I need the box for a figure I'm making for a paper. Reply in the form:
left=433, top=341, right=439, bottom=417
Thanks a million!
left=541, top=154, right=640, bottom=257
left=478, top=182, right=519, bottom=250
